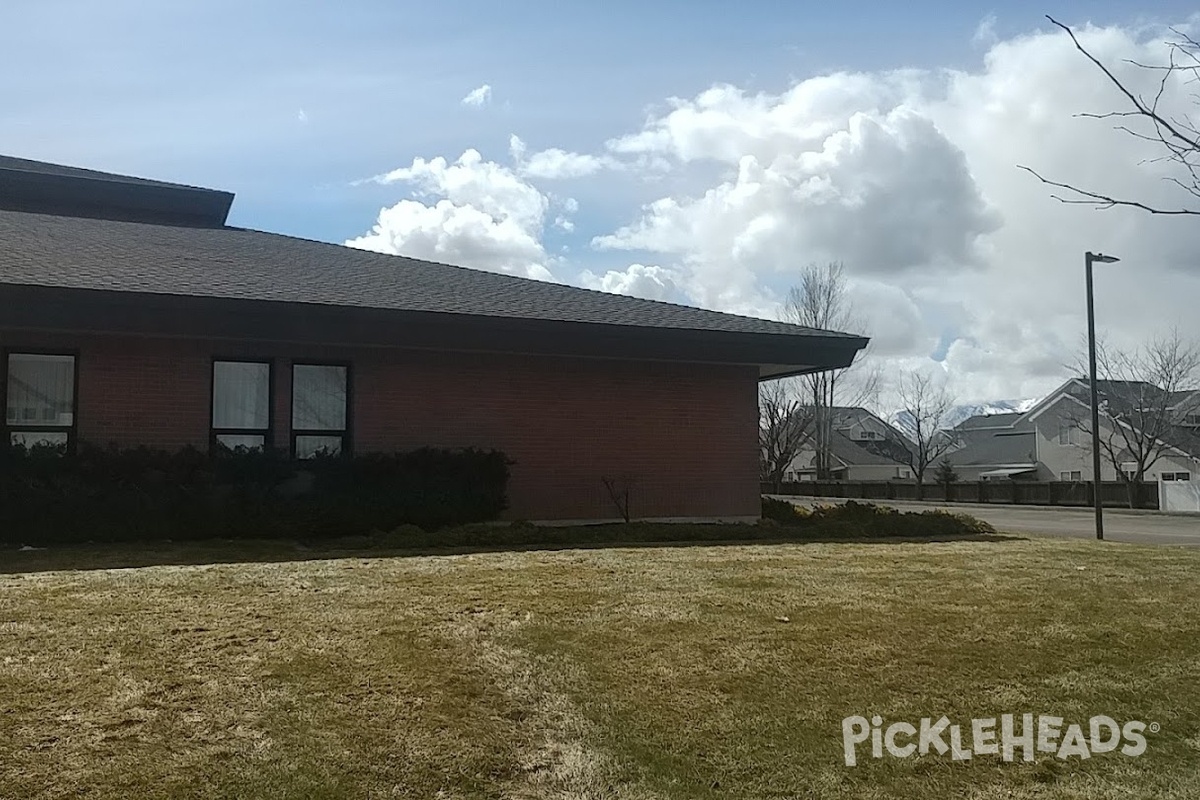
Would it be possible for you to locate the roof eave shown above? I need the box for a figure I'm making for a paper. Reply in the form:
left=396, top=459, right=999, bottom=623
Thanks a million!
left=0, top=284, right=866, bottom=374
left=0, top=168, right=233, bottom=227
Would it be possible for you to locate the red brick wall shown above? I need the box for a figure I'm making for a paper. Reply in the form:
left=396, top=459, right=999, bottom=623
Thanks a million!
left=0, top=331, right=761, bottom=520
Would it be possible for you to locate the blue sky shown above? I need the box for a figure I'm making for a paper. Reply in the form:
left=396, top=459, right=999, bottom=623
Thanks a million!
left=3, top=0, right=1187, bottom=242
left=4, top=1, right=1200, bottom=403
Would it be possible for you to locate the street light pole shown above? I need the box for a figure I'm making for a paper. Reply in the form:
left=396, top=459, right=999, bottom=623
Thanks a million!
left=1085, top=251, right=1119, bottom=541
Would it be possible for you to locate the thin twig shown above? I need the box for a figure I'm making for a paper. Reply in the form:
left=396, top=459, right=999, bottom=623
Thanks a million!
left=1018, top=165, right=1200, bottom=214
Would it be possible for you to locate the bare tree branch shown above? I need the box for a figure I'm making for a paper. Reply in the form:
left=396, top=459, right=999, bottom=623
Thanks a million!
left=1066, top=329, right=1200, bottom=506
left=1046, top=15, right=1200, bottom=152
left=1022, top=16, right=1200, bottom=214
left=1018, top=165, right=1200, bottom=214
left=895, top=371, right=958, bottom=494
left=780, top=262, right=873, bottom=480
left=759, top=378, right=813, bottom=491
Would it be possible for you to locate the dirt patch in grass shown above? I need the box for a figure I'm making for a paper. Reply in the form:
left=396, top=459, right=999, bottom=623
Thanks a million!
left=2, top=538, right=1198, bottom=798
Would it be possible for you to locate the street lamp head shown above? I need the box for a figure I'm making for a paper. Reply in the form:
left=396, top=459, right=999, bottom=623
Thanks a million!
left=1088, top=252, right=1120, bottom=264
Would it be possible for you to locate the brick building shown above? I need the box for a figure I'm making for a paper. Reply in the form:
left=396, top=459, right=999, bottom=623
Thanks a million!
left=0, top=156, right=867, bottom=521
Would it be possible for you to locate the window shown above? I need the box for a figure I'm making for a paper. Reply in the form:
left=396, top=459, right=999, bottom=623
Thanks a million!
left=1162, top=472, right=1192, bottom=482
left=4, top=353, right=76, bottom=451
left=1184, top=414, right=1200, bottom=427
left=1059, top=470, right=1082, bottom=482
left=211, top=360, right=271, bottom=451
left=861, top=431, right=879, bottom=440
left=1058, top=421, right=1078, bottom=446
left=291, top=364, right=349, bottom=458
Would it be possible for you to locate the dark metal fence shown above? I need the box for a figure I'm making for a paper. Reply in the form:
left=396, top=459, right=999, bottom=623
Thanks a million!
left=761, top=480, right=1159, bottom=510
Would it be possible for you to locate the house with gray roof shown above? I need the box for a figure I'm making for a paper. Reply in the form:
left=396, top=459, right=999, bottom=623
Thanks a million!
left=784, top=407, right=914, bottom=481
left=944, top=378, right=1200, bottom=484
left=0, top=155, right=867, bottom=522
left=941, top=413, right=1039, bottom=481
left=1022, top=378, right=1200, bottom=483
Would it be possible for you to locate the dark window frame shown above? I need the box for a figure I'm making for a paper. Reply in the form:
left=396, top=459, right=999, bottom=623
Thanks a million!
left=290, top=361, right=352, bottom=459
left=1, top=348, right=80, bottom=454
left=210, top=357, right=275, bottom=453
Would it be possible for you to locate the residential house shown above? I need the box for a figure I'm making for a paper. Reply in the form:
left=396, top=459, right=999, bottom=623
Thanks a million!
left=941, top=412, right=1039, bottom=481
left=785, top=407, right=914, bottom=481
left=944, top=379, right=1200, bottom=483
left=0, top=155, right=867, bottom=522
left=1025, top=379, right=1200, bottom=483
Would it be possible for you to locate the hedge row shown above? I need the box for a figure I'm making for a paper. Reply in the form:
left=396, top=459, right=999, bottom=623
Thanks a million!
left=760, top=497, right=997, bottom=538
left=0, top=444, right=512, bottom=545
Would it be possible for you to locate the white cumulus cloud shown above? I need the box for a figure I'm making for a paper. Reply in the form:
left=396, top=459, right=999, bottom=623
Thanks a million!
left=521, top=148, right=614, bottom=180
left=460, top=84, right=492, bottom=107
left=579, top=264, right=684, bottom=302
left=351, top=16, right=1200, bottom=405
left=346, top=149, right=554, bottom=281
left=588, top=19, right=1200, bottom=402
left=596, top=106, right=999, bottom=276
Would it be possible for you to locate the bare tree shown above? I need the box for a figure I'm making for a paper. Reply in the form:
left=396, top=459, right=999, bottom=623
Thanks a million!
left=759, top=378, right=813, bottom=492
left=781, top=263, right=878, bottom=479
left=1021, top=15, right=1200, bottom=214
left=601, top=476, right=633, bottom=523
left=1067, top=329, right=1200, bottom=506
left=895, top=371, right=958, bottom=498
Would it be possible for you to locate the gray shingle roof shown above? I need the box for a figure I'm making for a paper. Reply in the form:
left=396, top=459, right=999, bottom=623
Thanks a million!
left=830, top=407, right=877, bottom=428
left=1161, top=426, right=1200, bottom=459
left=1169, top=390, right=1198, bottom=408
left=955, top=412, right=1022, bottom=431
left=830, top=407, right=913, bottom=439
left=0, top=207, right=865, bottom=340
left=827, top=431, right=910, bottom=466
left=946, top=430, right=1037, bottom=468
left=1044, top=380, right=1200, bottom=460
left=1066, top=380, right=1173, bottom=416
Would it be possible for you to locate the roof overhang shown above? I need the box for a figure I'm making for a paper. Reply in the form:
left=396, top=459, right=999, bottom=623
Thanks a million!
left=0, top=163, right=233, bottom=227
left=0, top=284, right=867, bottom=374
left=756, top=361, right=867, bottom=380
left=977, top=466, right=1038, bottom=478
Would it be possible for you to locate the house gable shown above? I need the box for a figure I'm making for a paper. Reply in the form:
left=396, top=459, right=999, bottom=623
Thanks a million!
left=1031, top=385, right=1200, bottom=481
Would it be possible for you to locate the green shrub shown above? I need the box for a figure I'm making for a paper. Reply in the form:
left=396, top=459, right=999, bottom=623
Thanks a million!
left=760, top=497, right=995, bottom=538
left=0, top=443, right=511, bottom=546
left=761, top=496, right=805, bottom=524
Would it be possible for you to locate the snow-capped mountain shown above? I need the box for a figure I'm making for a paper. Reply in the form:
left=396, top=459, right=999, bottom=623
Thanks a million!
left=889, top=398, right=1041, bottom=441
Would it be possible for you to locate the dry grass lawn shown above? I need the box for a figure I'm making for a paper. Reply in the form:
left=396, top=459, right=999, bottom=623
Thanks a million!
left=2, top=533, right=1199, bottom=798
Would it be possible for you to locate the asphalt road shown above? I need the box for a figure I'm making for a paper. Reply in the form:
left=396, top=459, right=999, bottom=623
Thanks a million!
left=775, top=497, right=1200, bottom=546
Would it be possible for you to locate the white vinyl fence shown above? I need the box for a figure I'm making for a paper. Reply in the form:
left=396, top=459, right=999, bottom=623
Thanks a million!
left=1159, top=480, right=1200, bottom=513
